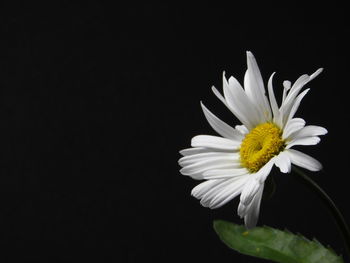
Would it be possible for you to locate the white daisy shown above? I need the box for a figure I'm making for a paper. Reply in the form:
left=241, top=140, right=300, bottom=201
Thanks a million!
left=179, top=51, right=327, bottom=229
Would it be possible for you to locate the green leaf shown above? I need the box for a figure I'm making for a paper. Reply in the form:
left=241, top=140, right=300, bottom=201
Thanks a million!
left=213, top=220, right=343, bottom=263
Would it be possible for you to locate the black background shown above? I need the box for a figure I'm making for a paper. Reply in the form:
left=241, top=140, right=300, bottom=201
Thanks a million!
left=0, top=2, right=349, bottom=262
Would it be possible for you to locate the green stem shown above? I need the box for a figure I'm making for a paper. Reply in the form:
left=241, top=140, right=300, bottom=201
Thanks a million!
left=291, top=166, right=350, bottom=258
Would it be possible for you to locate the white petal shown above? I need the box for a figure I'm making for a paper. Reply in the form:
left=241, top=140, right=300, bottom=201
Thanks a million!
left=282, top=68, right=322, bottom=111
left=209, top=178, right=247, bottom=209
left=212, top=84, right=255, bottom=130
left=239, top=176, right=261, bottom=207
left=235, top=125, right=249, bottom=135
left=180, top=157, right=238, bottom=176
left=286, top=149, right=322, bottom=171
left=200, top=180, right=231, bottom=207
left=309, top=68, right=323, bottom=80
left=191, top=135, right=240, bottom=150
left=274, top=151, right=291, bottom=173
left=200, top=102, right=243, bottom=141
left=202, top=168, right=248, bottom=179
left=285, top=88, right=310, bottom=124
left=256, top=157, right=276, bottom=183
left=202, top=176, right=249, bottom=209
left=278, top=82, right=292, bottom=125
left=237, top=202, right=246, bottom=218
left=211, top=85, right=227, bottom=105
left=286, top=136, right=320, bottom=149
left=179, top=152, right=239, bottom=167
left=198, top=178, right=237, bottom=206
left=283, top=74, right=310, bottom=106
left=209, top=189, right=242, bottom=209
left=244, top=184, right=264, bottom=229
left=283, top=80, right=292, bottom=89
left=237, top=202, right=247, bottom=218
left=282, top=118, right=306, bottom=139
left=179, top=147, right=209, bottom=156
left=238, top=181, right=264, bottom=218
left=282, top=80, right=291, bottom=104
left=267, top=72, right=279, bottom=119
left=191, top=179, right=222, bottom=199
left=222, top=73, right=261, bottom=129
left=290, top=125, right=328, bottom=140
left=244, top=51, right=272, bottom=121
left=279, top=69, right=322, bottom=127
left=275, top=104, right=286, bottom=129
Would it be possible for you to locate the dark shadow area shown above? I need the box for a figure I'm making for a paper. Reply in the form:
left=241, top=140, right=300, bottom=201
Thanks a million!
left=0, top=2, right=348, bottom=262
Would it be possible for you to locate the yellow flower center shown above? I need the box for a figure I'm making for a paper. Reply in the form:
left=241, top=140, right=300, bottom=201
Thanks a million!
left=240, top=123, right=285, bottom=173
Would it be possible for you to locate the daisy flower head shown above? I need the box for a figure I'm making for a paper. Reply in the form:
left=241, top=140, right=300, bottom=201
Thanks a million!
left=179, top=51, right=327, bottom=229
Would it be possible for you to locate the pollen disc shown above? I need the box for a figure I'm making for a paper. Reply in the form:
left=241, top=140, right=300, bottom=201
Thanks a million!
left=240, top=123, right=285, bottom=173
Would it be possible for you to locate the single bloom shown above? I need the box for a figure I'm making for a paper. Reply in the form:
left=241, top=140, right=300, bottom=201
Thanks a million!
left=179, top=51, right=327, bottom=229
